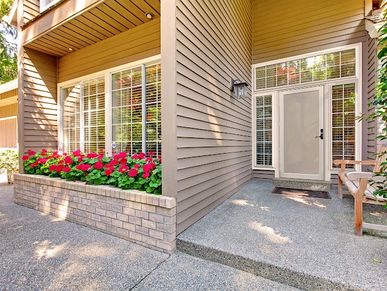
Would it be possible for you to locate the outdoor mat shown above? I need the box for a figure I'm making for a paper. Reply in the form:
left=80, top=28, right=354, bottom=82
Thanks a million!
left=272, top=187, right=331, bottom=199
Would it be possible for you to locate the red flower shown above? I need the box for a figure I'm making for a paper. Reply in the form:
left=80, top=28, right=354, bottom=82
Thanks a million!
left=94, top=161, right=104, bottom=170
left=37, top=158, right=48, bottom=164
left=56, top=165, right=64, bottom=172
left=132, top=152, right=145, bottom=160
left=27, top=150, right=36, bottom=156
left=118, top=165, right=129, bottom=173
left=114, top=152, right=127, bottom=160
left=76, top=164, right=91, bottom=172
left=105, top=168, right=114, bottom=176
left=147, top=151, right=155, bottom=157
left=87, top=152, right=98, bottom=159
left=49, top=165, right=57, bottom=172
left=22, top=155, right=29, bottom=161
left=134, top=164, right=140, bottom=169
left=120, top=158, right=127, bottom=165
left=128, top=168, right=138, bottom=177
left=143, top=172, right=150, bottom=179
left=63, top=166, right=71, bottom=173
left=41, top=149, right=47, bottom=156
left=72, top=149, right=82, bottom=157
left=77, top=156, right=84, bottom=163
left=64, top=156, right=73, bottom=165
left=143, top=163, right=156, bottom=173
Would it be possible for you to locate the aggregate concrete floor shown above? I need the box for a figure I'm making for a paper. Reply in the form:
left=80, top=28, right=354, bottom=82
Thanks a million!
left=178, top=180, right=387, bottom=291
left=0, top=183, right=296, bottom=290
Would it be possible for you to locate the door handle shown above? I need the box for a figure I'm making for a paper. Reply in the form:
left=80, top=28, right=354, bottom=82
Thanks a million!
left=315, top=129, right=324, bottom=140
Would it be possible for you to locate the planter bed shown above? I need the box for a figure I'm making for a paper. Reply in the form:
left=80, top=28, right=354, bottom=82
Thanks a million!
left=14, top=174, right=176, bottom=252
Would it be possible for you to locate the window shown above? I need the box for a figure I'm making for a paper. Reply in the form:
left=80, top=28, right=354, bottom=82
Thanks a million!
left=255, top=95, right=272, bottom=166
left=331, top=83, right=356, bottom=168
left=40, top=0, right=60, bottom=12
left=60, top=59, right=161, bottom=156
left=255, top=49, right=356, bottom=90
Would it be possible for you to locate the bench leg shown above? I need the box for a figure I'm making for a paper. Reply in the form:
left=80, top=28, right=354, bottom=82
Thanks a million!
left=354, top=179, right=367, bottom=236
left=338, top=177, right=343, bottom=199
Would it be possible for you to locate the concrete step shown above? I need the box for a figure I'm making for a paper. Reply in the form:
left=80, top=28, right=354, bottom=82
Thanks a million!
left=273, top=178, right=331, bottom=192
left=177, top=239, right=357, bottom=291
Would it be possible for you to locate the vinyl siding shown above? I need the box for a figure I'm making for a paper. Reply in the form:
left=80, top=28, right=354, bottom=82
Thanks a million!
left=252, top=0, right=368, bottom=63
left=0, top=103, right=17, bottom=118
left=175, top=0, right=252, bottom=233
left=366, top=36, right=378, bottom=159
left=21, top=48, right=58, bottom=153
left=0, top=117, right=17, bottom=148
left=58, top=19, right=160, bottom=83
left=23, top=0, right=40, bottom=24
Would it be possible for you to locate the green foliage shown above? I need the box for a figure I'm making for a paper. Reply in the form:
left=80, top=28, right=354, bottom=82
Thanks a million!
left=23, top=149, right=162, bottom=195
left=369, top=13, right=387, bottom=199
left=0, top=149, right=18, bottom=183
left=0, top=0, right=17, bottom=83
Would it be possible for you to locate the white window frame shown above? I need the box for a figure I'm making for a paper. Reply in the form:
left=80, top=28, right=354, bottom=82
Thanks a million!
left=251, top=43, right=362, bottom=179
left=40, top=0, right=61, bottom=12
left=57, top=55, right=161, bottom=155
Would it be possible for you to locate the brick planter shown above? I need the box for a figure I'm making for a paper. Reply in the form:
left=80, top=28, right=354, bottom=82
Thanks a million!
left=14, top=174, right=176, bottom=252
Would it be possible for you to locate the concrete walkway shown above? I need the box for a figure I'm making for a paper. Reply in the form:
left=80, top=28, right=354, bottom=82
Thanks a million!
left=0, top=183, right=295, bottom=290
left=178, top=180, right=387, bottom=291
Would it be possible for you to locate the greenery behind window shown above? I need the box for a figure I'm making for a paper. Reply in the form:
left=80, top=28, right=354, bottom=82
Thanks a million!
left=0, top=0, right=17, bottom=83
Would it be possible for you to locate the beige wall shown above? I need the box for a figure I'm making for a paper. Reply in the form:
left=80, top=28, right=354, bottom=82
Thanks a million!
left=0, top=117, right=17, bottom=148
left=173, top=0, right=252, bottom=233
left=252, top=0, right=373, bottom=178
left=23, top=0, right=39, bottom=24
left=252, top=0, right=367, bottom=63
left=58, top=19, right=160, bottom=83
left=20, top=48, right=58, bottom=153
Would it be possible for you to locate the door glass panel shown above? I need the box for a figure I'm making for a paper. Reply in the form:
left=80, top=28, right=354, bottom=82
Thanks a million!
left=283, top=90, right=320, bottom=175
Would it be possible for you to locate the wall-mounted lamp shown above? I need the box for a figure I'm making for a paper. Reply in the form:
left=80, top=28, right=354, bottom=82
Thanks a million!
left=146, top=12, right=154, bottom=19
left=231, top=79, right=248, bottom=99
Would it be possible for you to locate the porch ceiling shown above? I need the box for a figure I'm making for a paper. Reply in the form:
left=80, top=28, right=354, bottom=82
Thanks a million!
left=24, top=0, right=160, bottom=57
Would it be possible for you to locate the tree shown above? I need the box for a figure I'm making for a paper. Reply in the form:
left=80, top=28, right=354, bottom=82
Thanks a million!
left=369, top=12, right=387, bottom=199
left=0, top=0, right=17, bottom=84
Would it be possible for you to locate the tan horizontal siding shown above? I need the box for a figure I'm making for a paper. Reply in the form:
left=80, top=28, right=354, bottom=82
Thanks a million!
left=252, top=0, right=367, bottom=64
left=366, top=36, right=378, bottom=159
left=0, top=117, right=17, bottom=148
left=175, top=0, right=252, bottom=233
left=23, top=0, right=39, bottom=24
left=21, top=48, right=58, bottom=153
left=252, top=169, right=275, bottom=180
left=0, top=104, right=17, bottom=119
left=58, top=19, right=160, bottom=82
left=0, top=89, right=17, bottom=101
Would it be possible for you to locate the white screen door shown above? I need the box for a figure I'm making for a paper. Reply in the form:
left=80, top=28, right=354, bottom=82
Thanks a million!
left=279, top=86, right=324, bottom=180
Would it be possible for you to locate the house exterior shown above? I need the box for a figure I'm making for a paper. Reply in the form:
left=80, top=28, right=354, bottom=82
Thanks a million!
left=0, top=79, right=18, bottom=150
left=11, top=0, right=383, bottom=239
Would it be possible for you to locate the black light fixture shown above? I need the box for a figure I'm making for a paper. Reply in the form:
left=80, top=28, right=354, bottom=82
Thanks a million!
left=231, top=79, right=248, bottom=99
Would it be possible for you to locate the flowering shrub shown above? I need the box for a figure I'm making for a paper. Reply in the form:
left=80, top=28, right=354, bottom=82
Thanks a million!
left=23, top=149, right=162, bottom=195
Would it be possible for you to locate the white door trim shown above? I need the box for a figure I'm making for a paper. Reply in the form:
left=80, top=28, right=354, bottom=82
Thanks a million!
left=279, top=86, right=324, bottom=180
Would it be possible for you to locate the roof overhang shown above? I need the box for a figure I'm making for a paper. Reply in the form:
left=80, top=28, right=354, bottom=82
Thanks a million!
left=0, top=79, right=18, bottom=94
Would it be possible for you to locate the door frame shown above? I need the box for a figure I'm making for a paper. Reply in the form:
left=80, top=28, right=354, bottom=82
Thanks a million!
left=279, top=86, right=324, bottom=180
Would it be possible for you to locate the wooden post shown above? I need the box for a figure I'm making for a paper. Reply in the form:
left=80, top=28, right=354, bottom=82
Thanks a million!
left=338, top=163, right=346, bottom=199
left=354, top=178, right=367, bottom=236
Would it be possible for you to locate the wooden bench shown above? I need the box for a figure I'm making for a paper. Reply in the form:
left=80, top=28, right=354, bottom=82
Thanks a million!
left=334, top=147, right=387, bottom=236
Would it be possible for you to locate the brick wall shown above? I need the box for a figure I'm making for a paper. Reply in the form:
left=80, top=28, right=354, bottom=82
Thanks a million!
left=14, top=174, right=176, bottom=253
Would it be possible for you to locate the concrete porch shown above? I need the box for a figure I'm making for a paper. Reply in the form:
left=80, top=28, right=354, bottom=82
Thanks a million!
left=177, top=180, right=387, bottom=290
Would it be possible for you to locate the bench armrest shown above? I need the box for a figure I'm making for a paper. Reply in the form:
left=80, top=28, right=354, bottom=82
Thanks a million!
left=333, top=160, right=376, bottom=166
left=346, top=172, right=373, bottom=180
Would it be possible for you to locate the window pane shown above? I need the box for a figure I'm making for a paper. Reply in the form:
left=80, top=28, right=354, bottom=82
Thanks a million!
left=63, top=85, right=81, bottom=153
left=255, top=95, right=272, bottom=166
left=255, top=49, right=356, bottom=90
left=83, top=78, right=105, bottom=153
left=331, top=83, right=356, bottom=168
